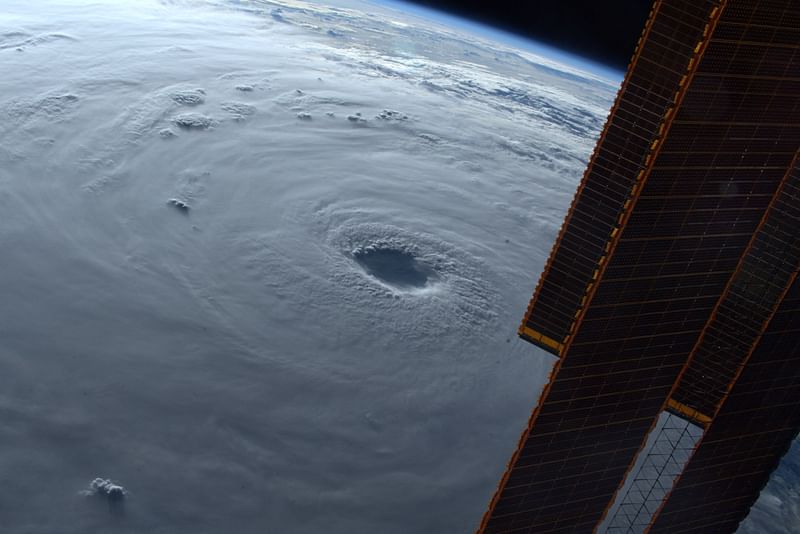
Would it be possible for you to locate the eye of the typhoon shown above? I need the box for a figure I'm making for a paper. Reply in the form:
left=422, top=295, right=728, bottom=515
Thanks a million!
left=2, top=0, right=676, bottom=531
left=351, top=244, right=438, bottom=290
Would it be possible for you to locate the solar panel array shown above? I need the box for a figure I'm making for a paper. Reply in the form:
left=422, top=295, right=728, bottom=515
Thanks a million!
left=518, top=0, right=722, bottom=358
left=651, top=274, right=800, bottom=533
left=670, top=150, right=800, bottom=421
left=481, top=0, right=800, bottom=532
left=481, top=1, right=721, bottom=531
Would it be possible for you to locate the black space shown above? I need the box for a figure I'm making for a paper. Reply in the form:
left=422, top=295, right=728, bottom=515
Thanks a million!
left=405, top=0, right=654, bottom=71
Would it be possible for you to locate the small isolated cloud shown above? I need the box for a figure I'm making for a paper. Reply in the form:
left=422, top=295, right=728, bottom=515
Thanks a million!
left=167, top=198, right=190, bottom=212
left=81, top=478, right=127, bottom=502
left=375, top=109, right=407, bottom=121
left=172, top=113, right=216, bottom=130
left=170, top=88, right=206, bottom=106
left=346, top=113, right=367, bottom=124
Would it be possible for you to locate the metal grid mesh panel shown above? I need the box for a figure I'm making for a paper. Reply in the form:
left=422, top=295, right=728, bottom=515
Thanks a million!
left=598, top=412, right=703, bottom=533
